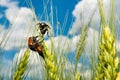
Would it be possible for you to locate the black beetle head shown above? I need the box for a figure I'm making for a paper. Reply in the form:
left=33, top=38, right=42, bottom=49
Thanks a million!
left=37, top=22, right=50, bottom=29
left=37, top=22, right=51, bottom=36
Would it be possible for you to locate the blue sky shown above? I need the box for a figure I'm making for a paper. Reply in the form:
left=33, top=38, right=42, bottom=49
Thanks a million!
left=0, top=0, right=78, bottom=31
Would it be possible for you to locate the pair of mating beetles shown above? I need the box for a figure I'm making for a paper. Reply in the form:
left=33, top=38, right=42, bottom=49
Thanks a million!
left=28, top=22, right=50, bottom=59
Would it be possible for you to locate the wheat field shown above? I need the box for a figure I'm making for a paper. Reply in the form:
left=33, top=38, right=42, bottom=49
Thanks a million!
left=0, top=0, right=120, bottom=80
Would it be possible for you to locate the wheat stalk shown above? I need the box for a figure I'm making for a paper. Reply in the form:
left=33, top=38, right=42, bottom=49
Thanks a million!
left=12, top=49, right=30, bottom=80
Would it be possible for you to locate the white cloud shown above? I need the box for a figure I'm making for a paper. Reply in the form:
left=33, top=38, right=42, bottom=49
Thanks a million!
left=69, top=0, right=119, bottom=35
left=0, top=0, right=18, bottom=8
left=69, top=0, right=98, bottom=35
left=85, top=28, right=98, bottom=54
left=5, top=7, right=34, bottom=24
left=45, top=35, right=79, bottom=54
left=0, top=6, right=37, bottom=50
left=5, top=7, right=19, bottom=24
left=46, top=36, right=71, bottom=54
left=45, top=27, right=99, bottom=55
left=0, top=0, right=38, bottom=50
left=0, top=25, right=6, bottom=42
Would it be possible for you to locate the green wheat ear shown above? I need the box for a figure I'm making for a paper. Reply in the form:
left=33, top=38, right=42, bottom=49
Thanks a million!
left=74, top=8, right=95, bottom=80
left=13, top=49, right=30, bottom=80
left=39, top=40, right=59, bottom=80
left=95, top=25, right=119, bottom=80
left=74, top=26, right=87, bottom=80
left=95, top=0, right=119, bottom=79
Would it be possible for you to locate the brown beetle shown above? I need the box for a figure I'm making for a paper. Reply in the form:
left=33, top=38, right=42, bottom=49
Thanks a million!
left=28, top=36, right=44, bottom=59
